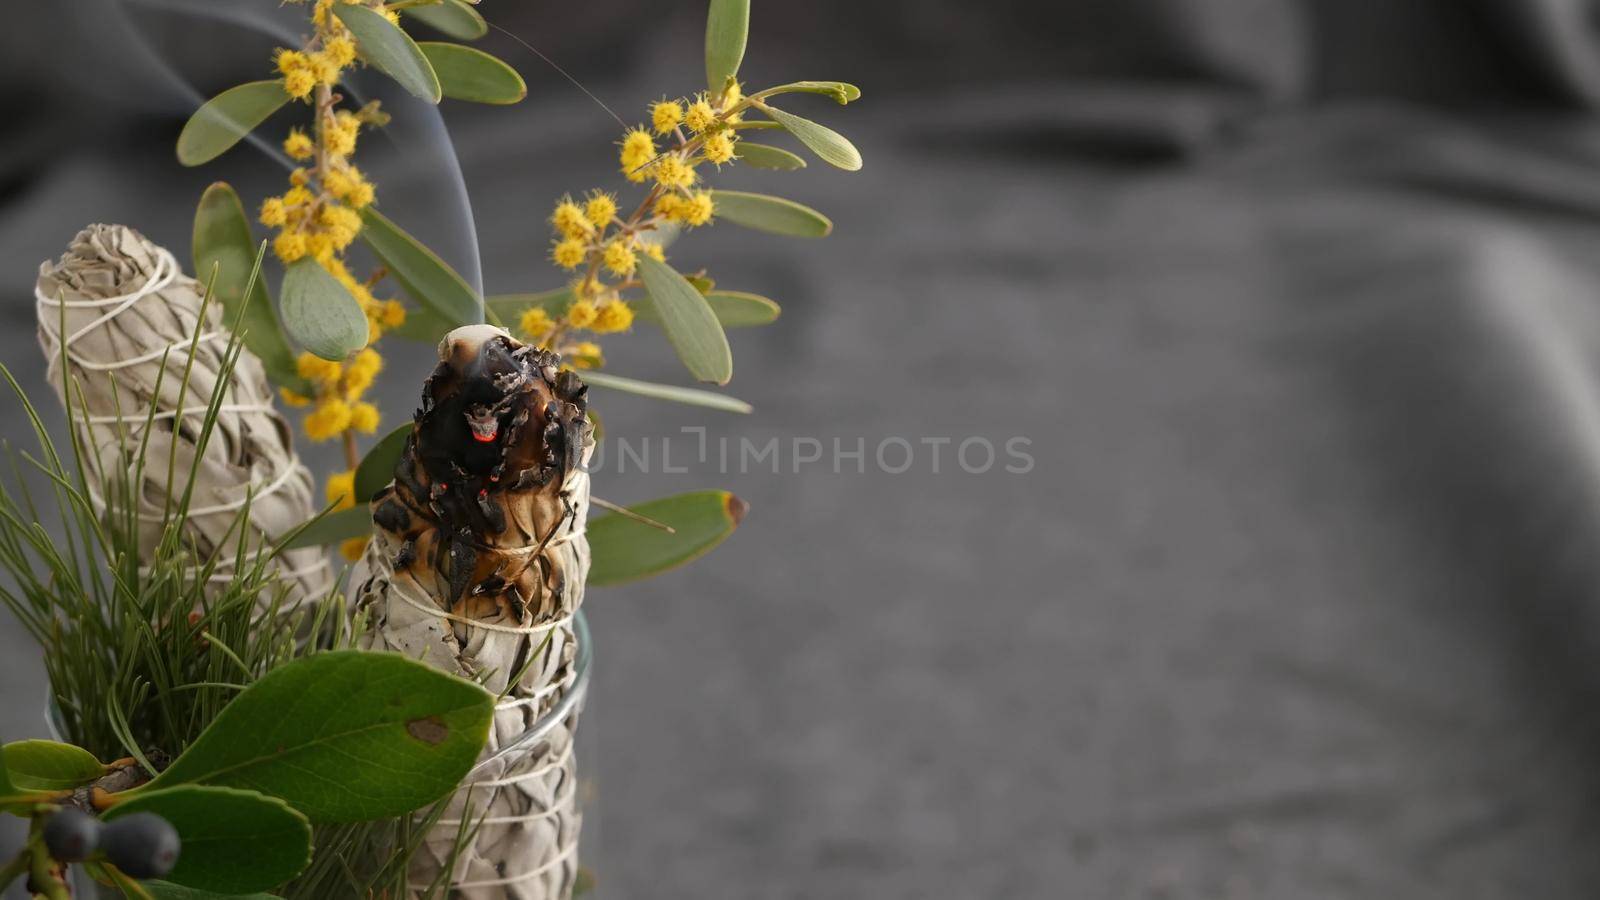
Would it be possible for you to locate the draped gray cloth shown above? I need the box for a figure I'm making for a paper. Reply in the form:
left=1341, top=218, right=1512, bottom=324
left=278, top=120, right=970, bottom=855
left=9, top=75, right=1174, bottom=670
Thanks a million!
left=7, top=2, right=1600, bottom=897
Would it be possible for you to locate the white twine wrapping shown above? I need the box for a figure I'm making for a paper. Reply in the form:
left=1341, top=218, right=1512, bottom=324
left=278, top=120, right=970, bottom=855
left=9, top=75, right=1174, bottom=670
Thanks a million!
left=35, top=224, right=332, bottom=608
left=355, top=437, right=593, bottom=899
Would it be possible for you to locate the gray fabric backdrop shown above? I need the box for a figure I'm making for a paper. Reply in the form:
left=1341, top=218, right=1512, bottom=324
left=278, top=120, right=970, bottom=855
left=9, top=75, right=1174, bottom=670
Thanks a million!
left=5, top=1, right=1600, bottom=897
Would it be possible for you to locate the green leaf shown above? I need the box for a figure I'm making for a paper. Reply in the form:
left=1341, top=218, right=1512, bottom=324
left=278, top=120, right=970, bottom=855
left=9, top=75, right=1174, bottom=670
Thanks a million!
left=486, top=288, right=571, bottom=329
left=709, top=190, right=832, bottom=238
left=143, top=651, right=494, bottom=823
left=354, top=424, right=410, bottom=501
left=401, top=0, right=487, bottom=40
left=733, top=142, right=807, bottom=170
left=334, top=3, right=442, bottom=103
left=1, top=741, right=106, bottom=791
left=144, top=882, right=281, bottom=900
left=359, top=207, right=484, bottom=327
left=580, top=370, right=751, bottom=414
left=636, top=255, right=733, bottom=385
left=759, top=105, right=863, bottom=171
left=705, top=0, right=750, bottom=95
left=590, top=490, right=747, bottom=586
left=634, top=290, right=779, bottom=329
left=193, top=183, right=309, bottom=393
left=282, top=506, right=373, bottom=549
left=757, top=81, right=861, bottom=104
left=280, top=259, right=369, bottom=361
left=418, top=42, right=525, bottom=104
left=176, top=80, right=291, bottom=167
left=105, top=786, right=311, bottom=893
left=0, top=741, right=13, bottom=795
left=704, top=291, right=781, bottom=327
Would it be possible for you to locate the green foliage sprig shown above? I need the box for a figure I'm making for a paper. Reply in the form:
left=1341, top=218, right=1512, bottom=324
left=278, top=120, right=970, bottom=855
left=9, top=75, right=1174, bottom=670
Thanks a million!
left=176, top=0, right=858, bottom=580
left=0, top=651, right=494, bottom=898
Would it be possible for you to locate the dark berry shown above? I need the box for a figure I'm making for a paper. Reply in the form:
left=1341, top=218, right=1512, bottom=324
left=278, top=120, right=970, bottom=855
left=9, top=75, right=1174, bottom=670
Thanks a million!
left=41, top=808, right=101, bottom=862
left=101, top=812, right=180, bottom=879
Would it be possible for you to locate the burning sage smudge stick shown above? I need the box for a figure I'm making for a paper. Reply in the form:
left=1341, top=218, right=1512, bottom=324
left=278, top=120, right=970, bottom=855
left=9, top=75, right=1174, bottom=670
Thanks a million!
left=354, top=325, right=593, bottom=898
left=34, top=224, right=332, bottom=608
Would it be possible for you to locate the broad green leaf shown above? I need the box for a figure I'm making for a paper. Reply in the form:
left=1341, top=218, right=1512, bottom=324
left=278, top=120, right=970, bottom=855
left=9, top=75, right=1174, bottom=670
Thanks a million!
left=759, top=105, right=863, bottom=171
left=193, top=183, right=309, bottom=393
left=634, top=290, right=780, bottom=329
left=709, top=190, right=832, bottom=238
left=280, top=259, right=369, bottom=361
left=636, top=255, right=732, bottom=385
left=1, top=741, right=106, bottom=791
left=282, top=506, right=373, bottom=549
left=0, top=742, right=13, bottom=795
left=334, top=3, right=442, bottom=103
left=144, top=651, right=494, bottom=823
left=176, top=81, right=290, bottom=167
left=590, top=490, right=747, bottom=586
left=580, top=370, right=751, bottom=414
left=106, top=786, right=311, bottom=893
left=705, top=0, right=750, bottom=95
left=359, top=207, right=484, bottom=327
left=354, top=424, right=410, bottom=501
left=757, top=81, right=861, bottom=104
left=418, top=42, right=525, bottom=104
left=401, top=0, right=487, bottom=40
left=486, top=288, right=571, bottom=329
left=733, top=142, right=807, bottom=170
left=144, top=882, right=281, bottom=900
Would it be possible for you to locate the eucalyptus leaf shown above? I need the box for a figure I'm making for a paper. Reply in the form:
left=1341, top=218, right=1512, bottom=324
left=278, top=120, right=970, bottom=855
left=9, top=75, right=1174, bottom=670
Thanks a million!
left=704, top=0, right=750, bottom=94
left=634, top=290, right=779, bottom=329
left=733, top=142, right=807, bottom=170
left=590, top=490, right=747, bottom=586
left=401, top=0, right=487, bottom=40
left=144, top=882, right=281, bottom=900
left=354, top=424, right=410, bottom=501
left=143, top=651, right=494, bottom=823
left=580, top=370, right=751, bottom=414
left=1, top=741, right=106, bottom=791
left=359, top=207, right=484, bottom=327
left=636, top=255, right=732, bottom=385
left=334, top=3, right=442, bottom=103
left=282, top=506, right=373, bottom=549
left=105, top=786, right=311, bottom=893
left=193, top=183, right=309, bottom=393
left=759, top=105, right=863, bottom=171
left=419, top=42, right=526, bottom=104
left=176, top=80, right=291, bottom=167
left=280, top=259, right=369, bottom=361
left=757, top=80, right=861, bottom=104
left=709, top=190, right=832, bottom=238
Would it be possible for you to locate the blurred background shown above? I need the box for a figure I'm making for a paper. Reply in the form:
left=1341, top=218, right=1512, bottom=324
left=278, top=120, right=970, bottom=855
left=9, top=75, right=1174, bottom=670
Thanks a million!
left=7, top=0, right=1600, bottom=896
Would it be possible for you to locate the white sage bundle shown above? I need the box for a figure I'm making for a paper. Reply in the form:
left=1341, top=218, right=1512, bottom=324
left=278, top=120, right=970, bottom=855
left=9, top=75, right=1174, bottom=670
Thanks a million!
left=34, top=224, right=332, bottom=608
left=354, top=324, right=592, bottom=899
